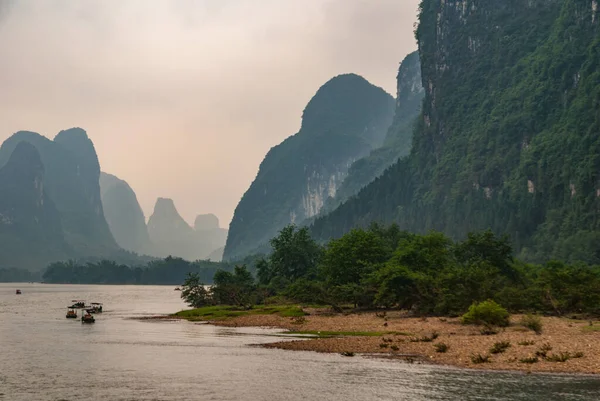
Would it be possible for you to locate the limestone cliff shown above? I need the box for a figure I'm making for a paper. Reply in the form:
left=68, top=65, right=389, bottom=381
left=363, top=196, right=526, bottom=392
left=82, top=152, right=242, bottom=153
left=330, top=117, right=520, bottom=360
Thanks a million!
left=224, top=73, right=395, bottom=260
left=100, top=172, right=152, bottom=255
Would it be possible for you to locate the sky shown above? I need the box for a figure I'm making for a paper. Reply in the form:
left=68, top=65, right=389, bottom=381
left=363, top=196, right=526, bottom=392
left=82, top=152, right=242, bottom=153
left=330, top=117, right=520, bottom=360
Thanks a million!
left=0, top=0, right=420, bottom=228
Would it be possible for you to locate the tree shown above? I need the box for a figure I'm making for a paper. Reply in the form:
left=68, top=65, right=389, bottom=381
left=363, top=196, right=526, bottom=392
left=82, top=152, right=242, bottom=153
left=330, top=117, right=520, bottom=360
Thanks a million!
left=181, top=272, right=211, bottom=308
left=320, top=228, right=388, bottom=286
left=212, top=265, right=256, bottom=307
left=269, top=225, right=322, bottom=281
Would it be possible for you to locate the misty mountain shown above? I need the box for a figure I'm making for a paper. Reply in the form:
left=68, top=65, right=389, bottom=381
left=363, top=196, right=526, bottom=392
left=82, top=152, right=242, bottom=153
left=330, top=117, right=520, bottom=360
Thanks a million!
left=0, top=141, right=69, bottom=268
left=312, top=0, right=600, bottom=264
left=100, top=172, right=152, bottom=255
left=147, top=199, right=227, bottom=261
left=0, top=128, right=119, bottom=268
left=321, top=51, right=424, bottom=214
left=223, top=73, right=395, bottom=261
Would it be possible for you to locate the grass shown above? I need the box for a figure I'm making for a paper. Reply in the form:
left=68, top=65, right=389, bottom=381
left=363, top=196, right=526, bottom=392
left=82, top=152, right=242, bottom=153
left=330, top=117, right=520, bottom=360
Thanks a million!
left=434, top=343, right=449, bottom=353
left=287, top=330, right=409, bottom=338
left=471, top=353, right=491, bottom=364
left=519, top=356, right=539, bottom=364
left=582, top=325, right=600, bottom=332
left=174, top=305, right=306, bottom=321
left=520, top=314, right=543, bottom=334
left=490, top=341, right=511, bottom=354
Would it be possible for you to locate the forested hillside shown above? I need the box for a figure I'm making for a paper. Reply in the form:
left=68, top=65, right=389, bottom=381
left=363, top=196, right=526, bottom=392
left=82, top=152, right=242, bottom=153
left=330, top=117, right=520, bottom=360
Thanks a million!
left=322, top=51, right=424, bottom=214
left=312, top=0, right=600, bottom=264
left=224, top=74, right=395, bottom=260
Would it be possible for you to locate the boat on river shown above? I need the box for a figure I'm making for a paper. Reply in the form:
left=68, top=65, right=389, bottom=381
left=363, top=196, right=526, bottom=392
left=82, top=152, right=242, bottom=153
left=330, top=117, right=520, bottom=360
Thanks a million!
left=70, top=300, right=86, bottom=308
left=15, top=289, right=21, bottom=295
left=89, top=303, right=103, bottom=313
left=81, top=310, right=95, bottom=324
left=66, top=308, right=77, bottom=319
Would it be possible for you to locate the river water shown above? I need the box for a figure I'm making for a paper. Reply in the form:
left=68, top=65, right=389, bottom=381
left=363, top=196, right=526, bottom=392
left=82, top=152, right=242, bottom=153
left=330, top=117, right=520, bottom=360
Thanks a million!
left=1, top=283, right=599, bottom=401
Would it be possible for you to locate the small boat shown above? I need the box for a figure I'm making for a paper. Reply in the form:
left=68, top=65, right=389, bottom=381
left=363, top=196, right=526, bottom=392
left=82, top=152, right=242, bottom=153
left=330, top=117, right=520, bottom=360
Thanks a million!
left=16, top=289, right=21, bottom=295
left=66, top=307, right=78, bottom=319
left=70, top=300, right=86, bottom=308
left=89, top=303, right=103, bottom=313
left=81, top=310, right=95, bottom=324
left=174, top=287, right=181, bottom=291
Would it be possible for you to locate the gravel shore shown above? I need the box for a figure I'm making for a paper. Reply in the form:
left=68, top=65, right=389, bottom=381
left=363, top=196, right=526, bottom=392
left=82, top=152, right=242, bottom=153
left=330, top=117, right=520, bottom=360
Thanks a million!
left=206, top=309, right=600, bottom=374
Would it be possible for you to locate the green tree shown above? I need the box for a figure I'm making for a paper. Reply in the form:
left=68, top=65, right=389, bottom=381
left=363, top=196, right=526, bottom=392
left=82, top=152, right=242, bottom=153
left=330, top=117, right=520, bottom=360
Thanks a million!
left=212, top=265, right=256, bottom=307
left=269, top=225, right=322, bottom=281
left=320, top=228, right=388, bottom=286
left=181, top=272, right=211, bottom=308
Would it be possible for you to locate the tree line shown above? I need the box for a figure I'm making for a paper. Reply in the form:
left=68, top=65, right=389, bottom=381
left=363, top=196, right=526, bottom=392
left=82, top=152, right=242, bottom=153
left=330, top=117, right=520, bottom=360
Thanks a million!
left=182, top=224, right=600, bottom=316
left=42, top=257, right=238, bottom=285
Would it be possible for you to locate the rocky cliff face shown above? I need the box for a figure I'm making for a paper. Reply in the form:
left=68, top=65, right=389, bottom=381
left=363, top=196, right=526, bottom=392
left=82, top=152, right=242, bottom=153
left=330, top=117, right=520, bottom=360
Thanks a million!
left=322, top=51, right=424, bottom=213
left=312, top=0, right=600, bottom=263
left=100, top=172, right=152, bottom=255
left=147, top=199, right=227, bottom=261
left=224, top=74, right=395, bottom=260
left=0, top=129, right=118, bottom=262
left=0, top=142, right=69, bottom=268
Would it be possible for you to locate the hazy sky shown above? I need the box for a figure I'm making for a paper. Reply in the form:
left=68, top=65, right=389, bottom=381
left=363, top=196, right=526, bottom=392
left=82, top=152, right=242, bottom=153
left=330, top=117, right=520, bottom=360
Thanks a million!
left=0, top=0, right=420, bottom=227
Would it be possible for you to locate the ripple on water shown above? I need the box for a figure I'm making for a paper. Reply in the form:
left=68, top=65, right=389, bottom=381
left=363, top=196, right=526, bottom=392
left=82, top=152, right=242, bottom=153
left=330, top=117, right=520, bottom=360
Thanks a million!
left=1, top=283, right=600, bottom=401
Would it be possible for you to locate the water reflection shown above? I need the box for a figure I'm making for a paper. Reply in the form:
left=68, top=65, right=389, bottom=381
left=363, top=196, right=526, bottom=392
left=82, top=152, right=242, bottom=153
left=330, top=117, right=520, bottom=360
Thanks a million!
left=0, top=283, right=599, bottom=401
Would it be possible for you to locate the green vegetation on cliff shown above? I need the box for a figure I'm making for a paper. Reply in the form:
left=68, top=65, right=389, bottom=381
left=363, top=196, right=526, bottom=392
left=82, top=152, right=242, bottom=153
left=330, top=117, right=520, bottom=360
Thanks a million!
left=312, top=0, right=600, bottom=264
left=224, top=74, right=395, bottom=261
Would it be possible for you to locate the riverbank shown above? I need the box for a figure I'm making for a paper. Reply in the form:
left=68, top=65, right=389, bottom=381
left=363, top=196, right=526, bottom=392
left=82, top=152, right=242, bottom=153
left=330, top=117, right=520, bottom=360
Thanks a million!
left=171, top=306, right=600, bottom=374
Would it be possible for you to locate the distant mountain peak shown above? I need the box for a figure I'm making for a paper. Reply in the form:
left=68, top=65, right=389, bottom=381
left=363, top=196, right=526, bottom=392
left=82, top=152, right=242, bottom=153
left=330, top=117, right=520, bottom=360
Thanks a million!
left=194, top=213, right=220, bottom=231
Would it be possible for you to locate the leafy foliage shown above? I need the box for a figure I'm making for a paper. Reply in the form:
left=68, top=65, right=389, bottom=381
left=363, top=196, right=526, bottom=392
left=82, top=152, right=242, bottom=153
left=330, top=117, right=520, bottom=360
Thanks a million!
left=181, top=272, right=211, bottom=308
left=462, top=300, right=510, bottom=327
left=311, top=0, right=600, bottom=265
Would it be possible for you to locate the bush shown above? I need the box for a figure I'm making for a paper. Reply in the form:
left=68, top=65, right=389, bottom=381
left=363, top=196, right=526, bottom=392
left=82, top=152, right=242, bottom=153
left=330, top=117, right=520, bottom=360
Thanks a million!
left=518, top=340, right=535, bottom=346
left=490, top=341, right=511, bottom=354
left=434, top=343, right=449, bottom=353
left=546, top=352, right=570, bottom=362
left=462, top=300, right=510, bottom=327
left=520, top=314, right=543, bottom=334
left=471, top=354, right=491, bottom=364
left=479, top=325, right=499, bottom=335
left=390, top=345, right=399, bottom=351
left=519, top=356, right=539, bottom=364
left=341, top=351, right=355, bottom=357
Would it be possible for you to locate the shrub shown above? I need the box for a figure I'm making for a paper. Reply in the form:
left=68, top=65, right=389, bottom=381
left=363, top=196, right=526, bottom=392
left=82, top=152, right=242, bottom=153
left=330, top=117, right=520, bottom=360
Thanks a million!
left=471, top=353, right=491, bottom=364
left=480, top=325, right=499, bottom=335
left=390, top=345, right=399, bottom=351
left=573, top=351, right=584, bottom=358
left=490, top=341, right=511, bottom=354
left=520, top=314, right=543, bottom=334
left=519, top=356, right=539, bottom=364
left=379, top=343, right=389, bottom=348
left=290, top=316, right=307, bottom=325
left=546, top=352, right=570, bottom=362
left=411, top=331, right=440, bottom=342
left=341, top=351, right=355, bottom=357
left=434, top=343, right=449, bottom=353
left=518, top=340, right=535, bottom=346
left=462, top=300, right=510, bottom=327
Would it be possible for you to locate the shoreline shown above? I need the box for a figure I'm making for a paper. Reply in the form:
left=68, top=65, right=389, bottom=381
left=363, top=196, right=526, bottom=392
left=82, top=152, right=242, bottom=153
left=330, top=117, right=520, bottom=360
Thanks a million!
left=161, top=307, right=600, bottom=375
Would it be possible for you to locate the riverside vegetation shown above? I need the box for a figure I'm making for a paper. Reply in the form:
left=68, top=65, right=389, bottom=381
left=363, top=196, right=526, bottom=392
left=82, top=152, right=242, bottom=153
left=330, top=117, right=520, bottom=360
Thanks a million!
left=173, top=224, right=600, bottom=374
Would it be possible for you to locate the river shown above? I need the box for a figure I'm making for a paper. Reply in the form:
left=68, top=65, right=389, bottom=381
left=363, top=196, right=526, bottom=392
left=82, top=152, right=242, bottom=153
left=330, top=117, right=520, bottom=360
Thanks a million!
left=1, top=283, right=599, bottom=400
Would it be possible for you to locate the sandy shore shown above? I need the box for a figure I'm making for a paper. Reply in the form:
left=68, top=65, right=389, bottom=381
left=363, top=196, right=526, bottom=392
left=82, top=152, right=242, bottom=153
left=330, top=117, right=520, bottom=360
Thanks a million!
left=177, top=308, right=600, bottom=374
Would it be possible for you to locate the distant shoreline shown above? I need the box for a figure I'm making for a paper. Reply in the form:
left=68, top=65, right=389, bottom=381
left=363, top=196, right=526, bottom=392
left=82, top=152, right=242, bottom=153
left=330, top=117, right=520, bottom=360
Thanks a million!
left=167, top=307, right=600, bottom=375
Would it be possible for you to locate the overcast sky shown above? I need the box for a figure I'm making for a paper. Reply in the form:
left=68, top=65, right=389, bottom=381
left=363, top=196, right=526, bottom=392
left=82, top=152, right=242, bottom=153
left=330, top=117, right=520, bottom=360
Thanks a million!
left=0, top=0, right=420, bottom=227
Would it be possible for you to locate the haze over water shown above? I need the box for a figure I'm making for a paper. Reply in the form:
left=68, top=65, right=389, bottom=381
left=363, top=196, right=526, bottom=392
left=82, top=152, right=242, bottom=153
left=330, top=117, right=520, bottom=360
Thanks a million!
left=1, top=283, right=599, bottom=401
